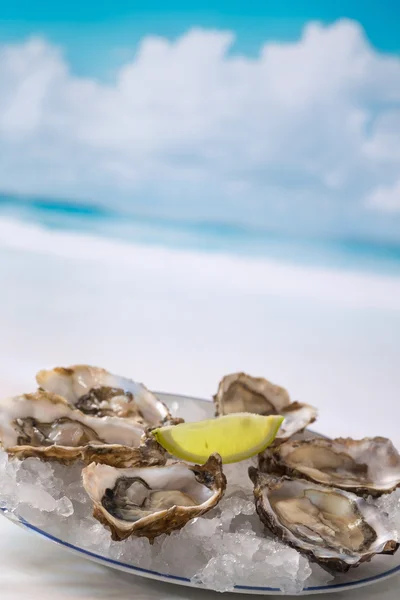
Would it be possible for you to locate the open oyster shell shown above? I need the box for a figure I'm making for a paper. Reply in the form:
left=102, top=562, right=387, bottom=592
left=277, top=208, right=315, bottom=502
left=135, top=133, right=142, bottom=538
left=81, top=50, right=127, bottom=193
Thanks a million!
left=0, top=390, right=165, bottom=467
left=249, top=468, right=399, bottom=572
left=259, top=436, right=400, bottom=497
left=214, top=373, right=317, bottom=443
left=275, top=402, right=318, bottom=444
left=82, top=454, right=226, bottom=542
left=36, top=365, right=172, bottom=427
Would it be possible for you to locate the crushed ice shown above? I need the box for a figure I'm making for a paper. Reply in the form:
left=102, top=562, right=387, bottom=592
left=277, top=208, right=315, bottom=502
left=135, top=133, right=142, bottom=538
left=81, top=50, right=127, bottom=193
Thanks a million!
left=1, top=450, right=398, bottom=594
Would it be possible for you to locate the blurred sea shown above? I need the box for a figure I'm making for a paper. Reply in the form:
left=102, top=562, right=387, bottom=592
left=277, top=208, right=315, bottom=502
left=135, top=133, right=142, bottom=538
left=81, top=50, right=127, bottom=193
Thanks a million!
left=1, top=194, right=400, bottom=276
left=1, top=192, right=400, bottom=443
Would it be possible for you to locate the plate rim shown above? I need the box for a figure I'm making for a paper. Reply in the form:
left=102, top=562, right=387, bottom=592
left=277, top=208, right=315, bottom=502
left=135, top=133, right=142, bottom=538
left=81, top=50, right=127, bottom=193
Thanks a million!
left=1, top=390, right=399, bottom=595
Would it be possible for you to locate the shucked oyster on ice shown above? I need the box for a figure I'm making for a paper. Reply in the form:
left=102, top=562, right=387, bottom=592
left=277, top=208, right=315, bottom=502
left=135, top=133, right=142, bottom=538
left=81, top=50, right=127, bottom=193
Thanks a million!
left=249, top=468, right=399, bottom=572
left=36, top=365, right=172, bottom=427
left=82, top=454, right=226, bottom=542
left=0, top=390, right=165, bottom=467
left=259, top=437, right=400, bottom=498
left=214, top=373, right=317, bottom=443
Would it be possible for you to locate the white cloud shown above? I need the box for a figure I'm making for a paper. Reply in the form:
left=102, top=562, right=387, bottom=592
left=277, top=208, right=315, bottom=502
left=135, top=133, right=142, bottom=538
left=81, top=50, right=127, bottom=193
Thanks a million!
left=366, top=179, right=400, bottom=212
left=0, top=20, right=400, bottom=241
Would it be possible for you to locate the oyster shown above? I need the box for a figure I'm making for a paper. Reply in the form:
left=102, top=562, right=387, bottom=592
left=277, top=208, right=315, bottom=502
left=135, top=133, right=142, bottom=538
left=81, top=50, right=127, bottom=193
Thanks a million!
left=249, top=468, right=398, bottom=572
left=214, top=373, right=317, bottom=442
left=259, top=437, right=400, bottom=497
left=0, top=390, right=165, bottom=467
left=274, top=402, right=318, bottom=443
left=82, top=454, right=226, bottom=542
left=214, top=372, right=291, bottom=416
left=36, top=365, right=172, bottom=427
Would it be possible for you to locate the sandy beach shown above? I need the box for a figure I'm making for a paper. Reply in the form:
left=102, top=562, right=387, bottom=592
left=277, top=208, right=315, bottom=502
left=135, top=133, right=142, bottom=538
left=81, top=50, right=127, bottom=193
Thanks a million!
left=1, top=215, right=400, bottom=444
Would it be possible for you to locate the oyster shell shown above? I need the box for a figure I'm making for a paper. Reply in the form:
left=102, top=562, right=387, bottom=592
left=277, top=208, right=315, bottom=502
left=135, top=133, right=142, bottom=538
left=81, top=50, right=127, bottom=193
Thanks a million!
left=0, top=390, right=165, bottom=467
left=214, top=372, right=291, bottom=416
left=275, top=402, right=318, bottom=443
left=82, top=454, right=226, bottom=542
left=249, top=468, right=398, bottom=572
left=214, top=373, right=317, bottom=442
left=36, top=365, right=172, bottom=427
left=259, top=437, right=400, bottom=497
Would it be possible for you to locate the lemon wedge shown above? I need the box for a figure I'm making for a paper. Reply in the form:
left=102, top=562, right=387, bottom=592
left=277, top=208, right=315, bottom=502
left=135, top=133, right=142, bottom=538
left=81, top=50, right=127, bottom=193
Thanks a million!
left=152, top=413, right=284, bottom=464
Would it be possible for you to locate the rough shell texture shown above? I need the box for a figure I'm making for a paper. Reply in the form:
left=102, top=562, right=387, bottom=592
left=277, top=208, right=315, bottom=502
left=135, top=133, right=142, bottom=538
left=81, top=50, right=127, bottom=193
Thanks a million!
left=82, top=454, right=227, bottom=542
left=259, top=437, right=400, bottom=497
left=81, top=437, right=166, bottom=468
left=214, top=372, right=291, bottom=417
left=214, top=373, right=317, bottom=443
left=249, top=468, right=399, bottom=573
left=36, top=364, right=172, bottom=427
left=0, top=390, right=165, bottom=467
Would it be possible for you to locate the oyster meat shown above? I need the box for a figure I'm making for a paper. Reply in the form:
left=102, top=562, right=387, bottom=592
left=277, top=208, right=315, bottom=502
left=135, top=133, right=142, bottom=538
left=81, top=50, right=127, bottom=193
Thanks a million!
left=249, top=468, right=399, bottom=572
left=36, top=365, right=172, bottom=427
left=214, top=373, right=317, bottom=442
left=82, top=454, right=226, bottom=542
left=0, top=390, right=165, bottom=467
left=259, top=436, right=400, bottom=497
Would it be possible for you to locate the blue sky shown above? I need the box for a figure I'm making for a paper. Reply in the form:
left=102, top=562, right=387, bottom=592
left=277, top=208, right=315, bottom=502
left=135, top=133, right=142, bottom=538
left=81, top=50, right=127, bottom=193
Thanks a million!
left=0, top=1, right=398, bottom=77
left=0, top=2, right=399, bottom=244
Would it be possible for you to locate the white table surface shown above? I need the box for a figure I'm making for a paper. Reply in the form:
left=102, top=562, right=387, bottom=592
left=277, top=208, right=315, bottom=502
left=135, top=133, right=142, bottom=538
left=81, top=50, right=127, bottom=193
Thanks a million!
left=0, top=515, right=398, bottom=600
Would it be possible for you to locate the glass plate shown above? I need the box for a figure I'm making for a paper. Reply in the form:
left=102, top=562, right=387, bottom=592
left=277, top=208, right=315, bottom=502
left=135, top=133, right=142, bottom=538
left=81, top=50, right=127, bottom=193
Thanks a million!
left=1, top=392, right=399, bottom=595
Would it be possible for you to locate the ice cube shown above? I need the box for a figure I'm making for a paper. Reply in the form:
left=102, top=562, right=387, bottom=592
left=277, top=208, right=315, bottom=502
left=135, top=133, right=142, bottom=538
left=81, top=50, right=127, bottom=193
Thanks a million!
left=16, top=482, right=57, bottom=512
left=17, top=503, right=47, bottom=527
left=17, top=457, right=54, bottom=484
left=157, top=530, right=204, bottom=577
left=66, top=480, right=89, bottom=504
left=55, top=496, right=74, bottom=517
left=0, top=450, right=9, bottom=471
left=0, top=446, right=321, bottom=594
left=185, top=516, right=221, bottom=537
left=192, top=554, right=239, bottom=593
